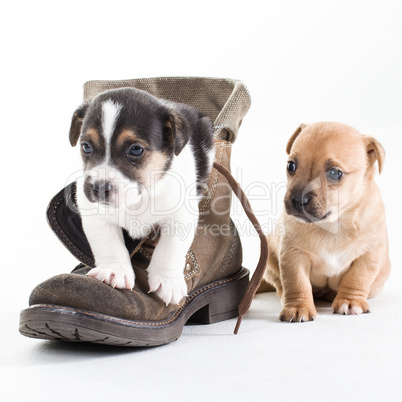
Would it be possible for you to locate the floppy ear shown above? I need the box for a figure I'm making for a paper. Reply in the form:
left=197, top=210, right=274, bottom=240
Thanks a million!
left=165, top=111, right=191, bottom=156
left=365, top=136, right=385, bottom=174
left=286, top=123, right=306, bottom=154
left=69, top=102, right=89, bottom=147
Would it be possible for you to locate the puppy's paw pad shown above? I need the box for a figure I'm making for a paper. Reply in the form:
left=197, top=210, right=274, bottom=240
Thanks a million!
left=331, top=298, right=370, bottom=315
left=279, top=304, right=317, bottom=323
left=148, top=274, right=188, bottom=306
left=87, top=266, right=135, bottom=290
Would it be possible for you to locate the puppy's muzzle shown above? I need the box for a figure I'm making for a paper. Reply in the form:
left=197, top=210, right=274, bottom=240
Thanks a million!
left=92, top=180, right=113, bottom=201
left=285, top=189, right=324, bottom=222
left=291, top=191, right=313, bottom=212
left=285, top=189, right=331, bottom=222
left=84, top=177, right=115, bottom=204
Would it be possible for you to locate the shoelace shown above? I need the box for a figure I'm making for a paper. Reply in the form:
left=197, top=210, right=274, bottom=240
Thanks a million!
left=213, top=162, right=269, bottom=334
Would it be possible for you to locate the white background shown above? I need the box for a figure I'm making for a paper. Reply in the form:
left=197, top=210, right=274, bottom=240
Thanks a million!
left=1, top=1, right=401, bottom=401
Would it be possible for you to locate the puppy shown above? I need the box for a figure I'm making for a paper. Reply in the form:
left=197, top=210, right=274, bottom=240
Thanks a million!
left=69, top=87, right=215, bottom=305
left=260, top=122, right=391, bottom=321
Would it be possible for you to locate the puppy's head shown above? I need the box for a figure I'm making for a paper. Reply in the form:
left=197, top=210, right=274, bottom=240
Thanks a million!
left=284, top=122, right=385, bottom=223
left=69, top=88, right=191, bottom=208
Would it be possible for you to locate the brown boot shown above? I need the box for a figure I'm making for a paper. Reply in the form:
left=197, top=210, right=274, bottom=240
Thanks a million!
left=19, top=77, right=267, bottom=346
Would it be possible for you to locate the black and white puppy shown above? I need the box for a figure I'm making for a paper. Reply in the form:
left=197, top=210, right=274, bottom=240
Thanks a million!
left=69, top=88, right=215, bottom=305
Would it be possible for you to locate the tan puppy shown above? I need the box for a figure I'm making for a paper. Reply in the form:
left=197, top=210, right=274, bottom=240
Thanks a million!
left=260, top=122, right=391, bottom=322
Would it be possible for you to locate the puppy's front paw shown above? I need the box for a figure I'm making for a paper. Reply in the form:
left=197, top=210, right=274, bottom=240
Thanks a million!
left=148, top=273, right=188, bottom=306
left=279, top=304, right=317, bottom=323
left=87, top=264, right=135, bottom=290
left=331, top=297, right=370, bottom=315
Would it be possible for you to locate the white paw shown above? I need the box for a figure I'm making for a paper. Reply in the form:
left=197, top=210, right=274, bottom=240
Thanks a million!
left=331, top=297, right=370, bottom=315
left=148, top=273, right=188, bottom=306
left=87, top=264, right=135, bottom=290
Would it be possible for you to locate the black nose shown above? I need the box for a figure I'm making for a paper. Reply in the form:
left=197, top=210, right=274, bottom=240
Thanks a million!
left=291, top=192, right=313, bottom=211
left=93, top=181, right=112, bottom=200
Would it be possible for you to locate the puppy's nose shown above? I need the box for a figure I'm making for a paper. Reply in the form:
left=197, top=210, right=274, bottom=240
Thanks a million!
left=93, top=180, right=113, bottom=200
left=291, top=192, right=313, bottom=211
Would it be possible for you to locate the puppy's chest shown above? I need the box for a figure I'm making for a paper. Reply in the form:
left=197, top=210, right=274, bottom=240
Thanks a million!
left=312, top=227, right=372, bottom=274
left=309, top=248, right=354, bottom=289
left=120, top=194, right=175, bottom=238
left=315, top=250, right=352, bottom=275
left=121, top=208, right=158, bottom=239
left=121, top=188, right=200, bottom=239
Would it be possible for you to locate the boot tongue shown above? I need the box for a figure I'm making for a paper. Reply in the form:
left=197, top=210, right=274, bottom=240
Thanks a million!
left=46, top=182, right=142, bottom=267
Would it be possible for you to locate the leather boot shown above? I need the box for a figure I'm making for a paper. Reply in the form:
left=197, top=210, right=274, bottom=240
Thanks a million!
left=19, top=77, right=267, bottom=346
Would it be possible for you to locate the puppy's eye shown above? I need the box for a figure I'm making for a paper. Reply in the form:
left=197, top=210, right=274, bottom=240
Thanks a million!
left=327, top=168, right=343, bottom=181
left=82, top=143, right=93, bottom=154
left=129, top=145, right=144, bottom=157
left=287, top=161, right=297, bottom=174
left=127, top=144, right=145, bottom=165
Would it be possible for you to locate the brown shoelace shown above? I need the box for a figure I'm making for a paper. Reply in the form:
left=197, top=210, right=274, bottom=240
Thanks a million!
left=213, top=162, right=269, bottom=334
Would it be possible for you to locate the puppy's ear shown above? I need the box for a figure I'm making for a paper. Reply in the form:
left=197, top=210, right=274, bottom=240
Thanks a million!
left=286, top=124, right=306, bottom=154
left=365, top=136, right=385, bottom=174
left=69, top=102, right=89, bottom=147
left=165, top=112, right=191, bottom=156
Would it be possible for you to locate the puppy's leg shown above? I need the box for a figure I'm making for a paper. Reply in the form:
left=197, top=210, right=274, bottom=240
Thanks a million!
left=257, top=234, right=283, bottom=297
left=332, top=249, right=384, bottom=315
left=83, top=214, right=134, bottom=289
left=369, top=243, right=391, bottom=298
left=147, top=215, right=194, bottom=306
left=279, top=248, right=317, bottom=322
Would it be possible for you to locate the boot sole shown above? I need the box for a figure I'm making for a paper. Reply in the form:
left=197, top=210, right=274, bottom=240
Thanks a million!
left=19, top=268, right=249, bottom=347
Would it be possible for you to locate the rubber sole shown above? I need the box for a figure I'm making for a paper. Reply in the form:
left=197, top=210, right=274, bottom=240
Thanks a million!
left=19, top=268, right=249, bottom=347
